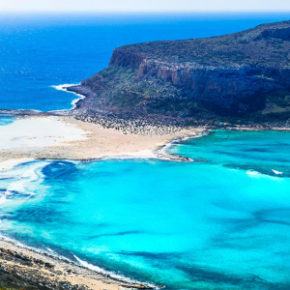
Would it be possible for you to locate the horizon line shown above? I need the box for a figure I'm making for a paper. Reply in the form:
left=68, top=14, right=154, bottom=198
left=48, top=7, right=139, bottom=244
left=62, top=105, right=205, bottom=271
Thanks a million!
left=1, top=10, right=289, bottom=14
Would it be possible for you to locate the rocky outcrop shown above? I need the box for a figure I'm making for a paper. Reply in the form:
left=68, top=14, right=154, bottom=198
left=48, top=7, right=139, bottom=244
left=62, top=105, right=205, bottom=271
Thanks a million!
left=70, top=20, right=290, bottom=124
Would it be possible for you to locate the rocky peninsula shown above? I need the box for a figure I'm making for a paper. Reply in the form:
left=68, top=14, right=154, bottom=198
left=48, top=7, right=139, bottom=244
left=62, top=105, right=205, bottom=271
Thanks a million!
left=68, top=20, right=289, bottom=128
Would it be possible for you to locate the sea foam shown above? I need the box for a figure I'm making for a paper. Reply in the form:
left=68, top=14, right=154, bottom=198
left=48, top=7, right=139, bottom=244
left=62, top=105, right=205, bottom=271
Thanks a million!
left=52, top=83, right=85, bottom=110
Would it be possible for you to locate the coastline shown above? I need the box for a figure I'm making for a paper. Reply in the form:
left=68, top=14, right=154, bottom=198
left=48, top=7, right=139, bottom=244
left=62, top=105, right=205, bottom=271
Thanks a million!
left=0, top=237, right=153, bottom=289
left=1, top=116, right=288, bottom=290
left=0, top=110, right=204, bottom=289
left=0, top=115, right=205, bottom=165
left=0, top=123, right=289, bottom=290
left=52, top=83, right=85, bottom=110
left=0, top=84, right=288, bottom=289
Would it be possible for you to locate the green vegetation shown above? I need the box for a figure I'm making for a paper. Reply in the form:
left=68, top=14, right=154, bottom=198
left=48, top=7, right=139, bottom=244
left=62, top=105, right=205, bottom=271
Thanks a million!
left=71, top=20, right=290, bottom=126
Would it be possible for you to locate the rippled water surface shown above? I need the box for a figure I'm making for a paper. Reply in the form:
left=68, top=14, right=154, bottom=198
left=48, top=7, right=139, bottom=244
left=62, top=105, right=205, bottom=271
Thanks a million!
left=0, top=130, right=290, bottom=289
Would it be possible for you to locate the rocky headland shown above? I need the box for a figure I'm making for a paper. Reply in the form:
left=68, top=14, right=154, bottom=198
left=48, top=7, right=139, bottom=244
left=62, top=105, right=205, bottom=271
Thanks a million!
left=68, top=20, right=290, bottom=128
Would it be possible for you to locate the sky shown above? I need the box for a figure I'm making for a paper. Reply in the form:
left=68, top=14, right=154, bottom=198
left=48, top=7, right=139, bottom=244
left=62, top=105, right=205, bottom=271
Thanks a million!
left=0, top=0, right=289, bottom=13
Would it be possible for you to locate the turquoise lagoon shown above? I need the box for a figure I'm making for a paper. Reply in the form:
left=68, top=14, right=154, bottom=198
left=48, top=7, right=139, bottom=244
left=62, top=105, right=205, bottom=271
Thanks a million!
left=0, top=130, right=290, bottom=289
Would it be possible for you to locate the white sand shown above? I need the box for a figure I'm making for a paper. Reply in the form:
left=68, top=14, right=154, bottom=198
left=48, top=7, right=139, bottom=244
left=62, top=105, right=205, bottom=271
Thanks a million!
left=0, top=158, right=34, bottom=171
left=0, top=117, right=87, bottom=150
left=0, top=115, right=203, bottom=164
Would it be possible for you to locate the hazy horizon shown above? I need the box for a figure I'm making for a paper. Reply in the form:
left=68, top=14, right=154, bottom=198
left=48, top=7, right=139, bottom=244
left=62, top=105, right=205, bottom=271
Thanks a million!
left=0, top=0, right=289, bottom=13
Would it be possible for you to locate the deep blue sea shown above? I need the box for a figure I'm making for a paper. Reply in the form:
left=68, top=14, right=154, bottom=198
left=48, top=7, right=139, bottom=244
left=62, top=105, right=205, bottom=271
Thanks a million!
left=0, top=13, right=290, bottom=289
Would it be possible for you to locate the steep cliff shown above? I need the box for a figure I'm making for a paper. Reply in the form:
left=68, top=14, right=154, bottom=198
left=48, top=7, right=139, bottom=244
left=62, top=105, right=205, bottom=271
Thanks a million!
left=69, top=20, right=290, bottom=125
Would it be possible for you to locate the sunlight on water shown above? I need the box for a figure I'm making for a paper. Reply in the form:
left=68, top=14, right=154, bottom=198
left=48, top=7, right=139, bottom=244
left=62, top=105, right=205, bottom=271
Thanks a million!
left=0, top=131, right=289, bottom=289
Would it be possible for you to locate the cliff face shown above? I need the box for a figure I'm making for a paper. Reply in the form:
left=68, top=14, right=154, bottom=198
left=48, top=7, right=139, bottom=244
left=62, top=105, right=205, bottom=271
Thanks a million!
left=135, top=60, right=269, bottom=114
left=70, top=20, right=290, bottom=124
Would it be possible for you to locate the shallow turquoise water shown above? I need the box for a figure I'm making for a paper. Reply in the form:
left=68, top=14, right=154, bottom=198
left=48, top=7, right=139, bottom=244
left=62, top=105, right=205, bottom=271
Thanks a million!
left=0, top=130, right=290, bottom=289
left=171, top=130, right=290, bottom=177
left=0, top=116, right=14, bottom=126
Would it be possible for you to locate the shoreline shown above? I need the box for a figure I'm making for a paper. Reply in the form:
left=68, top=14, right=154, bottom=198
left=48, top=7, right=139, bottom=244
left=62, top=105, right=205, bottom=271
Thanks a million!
left=0, top=114, right=206, bottom=165
left=1, top=124, right=288, bottom=290
left=52, top=83, right=85, bottom=110
left=0, top=113, right=204, bottom=289
left=0, top=117, right=288, bottom=290
left=0, top=236, right=153, bottom=289
left=0, top=124, right=289, bottom=290
left=0, top=84, right=289, bottom=289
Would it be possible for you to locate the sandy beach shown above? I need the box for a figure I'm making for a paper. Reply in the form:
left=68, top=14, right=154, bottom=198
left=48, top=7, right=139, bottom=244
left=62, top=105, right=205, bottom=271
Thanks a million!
left=0, top=115, right=204, bottom=165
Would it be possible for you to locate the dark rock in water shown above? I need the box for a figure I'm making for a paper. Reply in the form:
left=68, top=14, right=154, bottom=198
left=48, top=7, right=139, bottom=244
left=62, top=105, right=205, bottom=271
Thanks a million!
left=69, top=20, right=290, bottom=125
